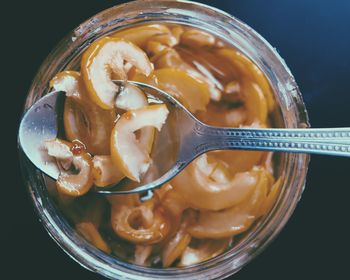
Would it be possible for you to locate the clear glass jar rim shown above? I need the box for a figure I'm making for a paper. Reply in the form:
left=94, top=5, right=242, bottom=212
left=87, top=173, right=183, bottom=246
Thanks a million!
left=20, top=1, right=310, bottom=279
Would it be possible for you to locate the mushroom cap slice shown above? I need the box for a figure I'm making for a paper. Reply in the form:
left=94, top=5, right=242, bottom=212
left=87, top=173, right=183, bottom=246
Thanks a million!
left=111, top=104, right=169, bottom=182
left=188, top=167, right=269, bottom=239
left=171, top=154, right=258, bottom=211
left=51, top=71, right=115, bottom=155
left=45, top=139, right=93, bottom=196
left=81, top=37, right=153, bottom=109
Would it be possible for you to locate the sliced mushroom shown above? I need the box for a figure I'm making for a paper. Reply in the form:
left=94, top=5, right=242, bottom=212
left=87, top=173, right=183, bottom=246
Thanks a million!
left=258, top=176, right=282, bottom=217
left=130, top=72, right=159, bottom=88
left=115, top=83, right=149, bottom=110
left=188, top=167, right=269, bottom=239
left=215, top=48, right=275, bottom=112
left=50, top=71, right=82, bottom=98
left=171, top=154, right=258, bottom=211
left=134, top=245, right=153, bottom=266
left=170, top=26, right=185, bottom=42
left=154, top=68, right=210, bottom=113
left=112, top=24, right=172, bottom=48
left=180, top=28, right=216, bottom=48
left=153, top=48, right=221, bottom=101
left=111, top=198, right=171, bottom=245
left=45, top=139, right=93, bottom=196
left=115, top=83, right=156, bottom=153
left=151, top=33, right=178, bottom=47
left=110, top=104, right=169, bottom=182
left=44, top=138, right=73, bottom=168
left=92, top=155, right=124, bottom=187
left=51, top=71, right=115, bottom=155
left=145, top=40, right=169, bottom=57
left=161, top=211, right=194, bottom=267
left=242, top=80, right=268, bottom=125
left=178, top=238, right=231, bottom=267
left=81, top=37, right=153, bottom=109
left=209, top=149, right=264, bottom=175
left=195, top=102, right=247, bottom=128
left=76, top=222, right=111, bottom=254
left=153, top=183, right=173, bottom=201
left=159, top=186, right=190, bottom=230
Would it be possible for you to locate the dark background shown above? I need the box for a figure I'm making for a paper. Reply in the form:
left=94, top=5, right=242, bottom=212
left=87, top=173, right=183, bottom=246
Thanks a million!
left=4, top=0, right=350, bottom=279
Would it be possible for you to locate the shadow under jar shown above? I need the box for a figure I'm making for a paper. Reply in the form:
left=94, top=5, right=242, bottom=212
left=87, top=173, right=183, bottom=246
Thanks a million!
left=19, top=1, right=309, bottom=279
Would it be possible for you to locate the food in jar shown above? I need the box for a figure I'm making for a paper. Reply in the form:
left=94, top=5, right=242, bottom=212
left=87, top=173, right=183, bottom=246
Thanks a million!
left=44, top=23, right=281, bottom=268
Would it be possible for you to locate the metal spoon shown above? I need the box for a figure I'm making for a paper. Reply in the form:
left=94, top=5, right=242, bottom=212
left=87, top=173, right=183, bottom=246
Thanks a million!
left=19, top=81, right=350, bottom=195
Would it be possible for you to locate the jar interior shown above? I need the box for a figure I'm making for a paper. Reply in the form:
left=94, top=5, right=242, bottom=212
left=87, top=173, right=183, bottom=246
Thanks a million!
left=43, top=20, right=288, bottom=268
left=21, top=2, right=308, bottom=279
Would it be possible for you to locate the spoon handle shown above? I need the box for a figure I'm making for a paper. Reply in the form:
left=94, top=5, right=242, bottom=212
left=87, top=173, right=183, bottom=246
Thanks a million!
left=195, top=126, right=350, bottom=157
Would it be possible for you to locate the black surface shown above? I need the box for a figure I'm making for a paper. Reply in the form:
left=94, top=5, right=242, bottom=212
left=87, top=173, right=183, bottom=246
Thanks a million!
left=5, top=0, right=350, bottom=279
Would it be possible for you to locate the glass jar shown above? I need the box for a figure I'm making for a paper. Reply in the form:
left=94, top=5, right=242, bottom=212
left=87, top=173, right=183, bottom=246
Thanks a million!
left=19, top=0, right=310, bottom=279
